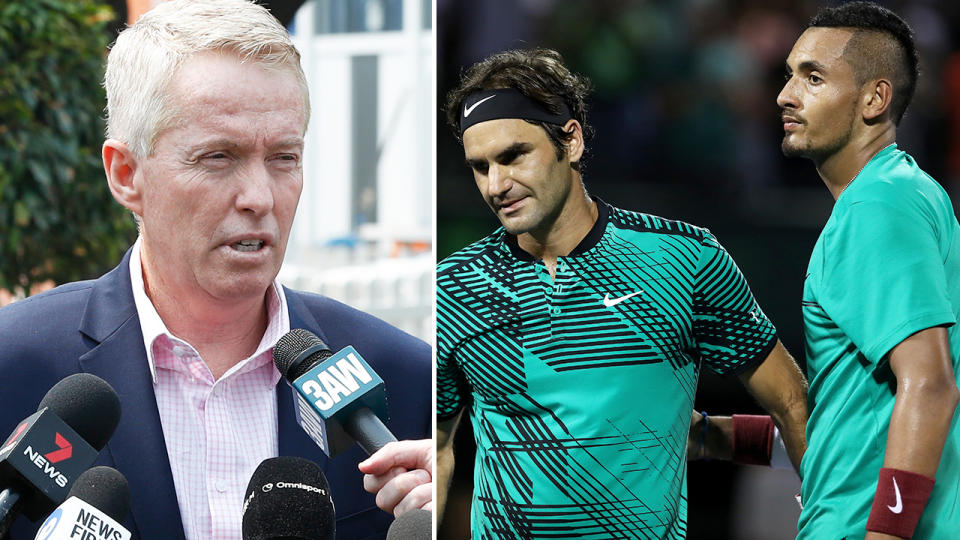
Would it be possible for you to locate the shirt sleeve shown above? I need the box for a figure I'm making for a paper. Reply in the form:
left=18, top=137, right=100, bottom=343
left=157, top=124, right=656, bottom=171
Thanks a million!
left=818, top=199, right=956, bottom=365
left=436, top=279, right=468, bottom=420
left=692, top=231, right=778, bottom=375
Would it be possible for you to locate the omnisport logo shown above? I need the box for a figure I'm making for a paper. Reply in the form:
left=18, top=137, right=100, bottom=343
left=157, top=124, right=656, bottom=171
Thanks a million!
left=266, top=481, right=327, bottom=496
left=243, top=480, right=328, bottom=514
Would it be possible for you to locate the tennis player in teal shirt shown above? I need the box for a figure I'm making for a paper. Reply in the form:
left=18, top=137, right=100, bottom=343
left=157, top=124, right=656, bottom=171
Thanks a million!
left=778, top=3, right=960, bottom=539
left=437, top=48, right=811, bottom=539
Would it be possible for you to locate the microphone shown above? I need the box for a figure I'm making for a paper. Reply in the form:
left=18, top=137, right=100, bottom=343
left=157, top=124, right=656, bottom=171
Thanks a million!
left=241, top=457, right=335, bottom=540
left=0, top=373, right=121, bottom=534
left=34, top=466, right=131, bottom=540
left=386, top=509, right=431, bottom=540
left=273, top=329, right=396, bottom=457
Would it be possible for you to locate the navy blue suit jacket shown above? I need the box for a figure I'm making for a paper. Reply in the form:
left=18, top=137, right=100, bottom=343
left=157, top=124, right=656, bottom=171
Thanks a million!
left=0, top=251, right=431, bottom=539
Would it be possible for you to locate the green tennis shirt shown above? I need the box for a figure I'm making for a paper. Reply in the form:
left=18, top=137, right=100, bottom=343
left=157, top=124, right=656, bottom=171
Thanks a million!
left=798, top=145, right=960, bottom=539
left=437, top=201, right=778, bottom=539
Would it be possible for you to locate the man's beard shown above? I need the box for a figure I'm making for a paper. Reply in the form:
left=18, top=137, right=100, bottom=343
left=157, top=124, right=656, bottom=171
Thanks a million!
left=780, top=105, right=856, bottom=163
left=780, top=125, right=852, bottom=164
left=781, top=136, right=808, bottom=158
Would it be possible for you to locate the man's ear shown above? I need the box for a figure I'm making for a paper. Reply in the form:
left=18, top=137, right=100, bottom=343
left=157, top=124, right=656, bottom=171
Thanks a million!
left=563, top=119, right=585, bottom=164
left=862, top=78, right=893, bottom=122
left=102, top=139, right=143, bottom=217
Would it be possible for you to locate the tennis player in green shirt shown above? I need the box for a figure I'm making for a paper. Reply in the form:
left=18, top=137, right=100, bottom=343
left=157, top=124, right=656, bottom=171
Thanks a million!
left=778, top=3, right=960, bottom=539
left=437, top=48, right=810, bottom=539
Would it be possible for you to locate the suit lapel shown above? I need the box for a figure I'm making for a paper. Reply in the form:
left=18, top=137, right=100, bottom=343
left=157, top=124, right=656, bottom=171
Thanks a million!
left=77, top=252, right=186, bottom=540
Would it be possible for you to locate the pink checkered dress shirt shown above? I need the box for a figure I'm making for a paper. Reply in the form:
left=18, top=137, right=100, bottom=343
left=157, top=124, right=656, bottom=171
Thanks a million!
left=129, top=238, right=288, bottom=539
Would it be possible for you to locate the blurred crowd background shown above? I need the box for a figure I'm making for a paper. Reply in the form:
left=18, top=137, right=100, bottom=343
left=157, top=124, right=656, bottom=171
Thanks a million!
left=437, top=0, right=960, bottom=538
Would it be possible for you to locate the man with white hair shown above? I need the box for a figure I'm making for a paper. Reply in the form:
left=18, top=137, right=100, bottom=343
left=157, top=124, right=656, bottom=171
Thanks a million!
left=0, top=1, right=431, bottom=538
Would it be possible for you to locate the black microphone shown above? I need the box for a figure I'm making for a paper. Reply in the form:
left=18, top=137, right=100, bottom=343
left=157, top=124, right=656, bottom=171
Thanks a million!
left=34, top=466, right=131, bottom=539
left=0, top=373, right=121, bottom=535
left=241, top=457, right=335, bottom=540
left=273, top=329, right=396, bottom=457
left=386, top=509, right=432, bottom=540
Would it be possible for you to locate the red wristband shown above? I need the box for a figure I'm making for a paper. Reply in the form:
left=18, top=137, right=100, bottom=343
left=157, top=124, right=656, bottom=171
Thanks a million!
left=866, top=468, right=935, bottom=538
left=732, top=414, right=773, bottom=466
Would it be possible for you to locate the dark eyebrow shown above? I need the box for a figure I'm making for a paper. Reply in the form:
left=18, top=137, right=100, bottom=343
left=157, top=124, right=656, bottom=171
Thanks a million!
left=495, top=142, right=533, bottom=163
left=464, top=141, right=535, bottom=170
left=798, top=60, right=828, bottom=74
left=465, top=157, right=485, bottom=169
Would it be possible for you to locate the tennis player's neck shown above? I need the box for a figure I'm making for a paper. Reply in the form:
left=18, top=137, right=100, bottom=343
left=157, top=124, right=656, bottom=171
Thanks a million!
left=817, top=128, right=896, bottom=200
left=518, top=195, right=598, bottom=278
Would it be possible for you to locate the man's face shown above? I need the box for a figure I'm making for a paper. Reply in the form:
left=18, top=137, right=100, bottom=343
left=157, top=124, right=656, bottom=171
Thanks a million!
left=462, top=119, right=574, bottom=236
left=135, top=52, right=305, bottom=302
left=777, top=27, right=861, bottom=162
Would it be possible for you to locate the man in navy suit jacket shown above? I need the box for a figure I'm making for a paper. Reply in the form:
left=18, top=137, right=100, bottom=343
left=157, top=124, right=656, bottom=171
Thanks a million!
left=0, top=254, right=431, bottom=539
left=0, top=1, right=431, bottom=538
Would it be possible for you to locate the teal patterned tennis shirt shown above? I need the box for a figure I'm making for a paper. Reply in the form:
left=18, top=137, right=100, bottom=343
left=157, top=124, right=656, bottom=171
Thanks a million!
left=437, top=200, right=778, bottom=539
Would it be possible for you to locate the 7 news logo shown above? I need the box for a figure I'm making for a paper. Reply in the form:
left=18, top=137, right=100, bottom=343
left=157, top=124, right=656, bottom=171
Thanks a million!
left=43, top=433, right=74, bottom=463
left=1, top=416, right=76, bottom=489
left=24, top=432, right=74, bottom=487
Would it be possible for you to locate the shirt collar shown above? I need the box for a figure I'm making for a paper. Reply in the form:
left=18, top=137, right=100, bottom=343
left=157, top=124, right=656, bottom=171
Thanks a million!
left=501, top=197, right=610, bottom=261
left=128, top=237, right=289, bottom=384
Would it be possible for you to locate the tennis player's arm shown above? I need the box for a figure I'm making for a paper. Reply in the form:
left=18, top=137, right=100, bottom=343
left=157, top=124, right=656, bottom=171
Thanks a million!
left=884, top=326, right=957, bottom=477
left=737, top=340, right=809, bottom=473
left=437, top=410, right=462, bottom=523
left=864, top=326, right=959, bottom=540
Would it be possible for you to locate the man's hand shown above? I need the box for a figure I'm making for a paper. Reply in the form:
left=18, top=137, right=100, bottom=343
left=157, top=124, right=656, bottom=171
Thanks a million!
left=359, top=439, right=434, bottom=517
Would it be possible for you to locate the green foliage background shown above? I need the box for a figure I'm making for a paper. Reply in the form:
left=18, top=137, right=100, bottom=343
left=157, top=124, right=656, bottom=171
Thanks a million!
left=0, top=0, right=137, bottom=293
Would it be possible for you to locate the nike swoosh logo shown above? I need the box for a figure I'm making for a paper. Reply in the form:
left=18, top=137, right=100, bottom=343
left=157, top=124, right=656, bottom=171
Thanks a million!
left=888, top=476, right=903, bottom=514
left=603, top=290, right=643, bottom=308
left=464, top=95, right=496, bottom=117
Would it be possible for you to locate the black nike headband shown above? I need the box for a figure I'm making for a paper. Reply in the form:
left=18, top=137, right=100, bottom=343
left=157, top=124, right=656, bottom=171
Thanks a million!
left=459, top=88, right=572, bottom=136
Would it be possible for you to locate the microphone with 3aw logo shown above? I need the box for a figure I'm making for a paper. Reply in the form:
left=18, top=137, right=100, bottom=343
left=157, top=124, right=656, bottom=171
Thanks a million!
left=273, top=329, right=396, bottom=458
left=0, top=374, right=121, bottom=536
left=34, top=466, right=131, bottom=540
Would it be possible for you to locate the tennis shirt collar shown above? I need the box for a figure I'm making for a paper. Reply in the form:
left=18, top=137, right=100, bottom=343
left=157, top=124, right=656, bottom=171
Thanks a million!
left=502, top=197, right=610, bottom=262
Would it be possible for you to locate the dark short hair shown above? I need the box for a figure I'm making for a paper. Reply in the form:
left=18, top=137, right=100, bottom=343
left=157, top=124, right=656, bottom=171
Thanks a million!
left=444, top=48, right=593, bottom=171
left=810, top=1, right=919, bottom=125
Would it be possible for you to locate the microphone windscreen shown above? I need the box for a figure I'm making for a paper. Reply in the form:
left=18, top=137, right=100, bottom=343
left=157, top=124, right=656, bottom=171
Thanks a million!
left=242, top=457, right=335, bottom=540
left=273, top=329, right=332, bottom=380
left=67, top=466, right=130, bottom=523
left=38, top=373, right=121, bottom=450
left=386, top=509, right=432, bottom=540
